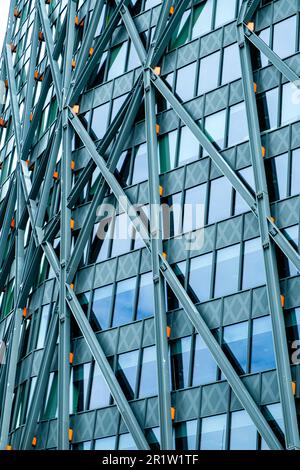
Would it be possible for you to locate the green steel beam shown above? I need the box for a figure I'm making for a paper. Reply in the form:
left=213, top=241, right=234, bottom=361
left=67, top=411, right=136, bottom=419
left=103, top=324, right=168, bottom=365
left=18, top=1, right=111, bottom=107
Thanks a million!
left=144, top=70, right=173, bottom=449
left=238, top=22, right=300, bottom=450
left=37, top=0, right=62, bottom=109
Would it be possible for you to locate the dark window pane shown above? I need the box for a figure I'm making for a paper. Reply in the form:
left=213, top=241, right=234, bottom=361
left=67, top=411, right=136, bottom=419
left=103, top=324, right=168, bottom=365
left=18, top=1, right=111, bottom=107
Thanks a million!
left=261, top=403, right=284, bottom=450
left=171, top=337, right=191, bottom=390
left=71, top=363, right=91, bottom=413
left=214, top=244, right=240, bottom=298
left=223, top=321, right=248, bottom=374
left=266, top=153, right=288, bottom=202
left=251, top=316, right=275, bottom=373
left=113, top=278, right=136, bottom=327
left=175, top=420, right=198, bottom=450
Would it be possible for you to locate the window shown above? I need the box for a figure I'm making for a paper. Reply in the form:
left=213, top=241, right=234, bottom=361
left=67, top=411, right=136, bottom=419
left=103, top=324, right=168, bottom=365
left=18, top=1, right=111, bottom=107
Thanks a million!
left=261, top=403, right=284, bottom=450
left=266, top=153, right=288, bottom=202
left=228, top=102, right=248, bottom=147
left=136, top=273, right=154, bottom=320
left=146, top=427, right=160, bottom=450
left=178, top=126, right=200, bottom=166
left=192, top=0, right=213, bottom=39
left=273, top=17, right=297, bottom=59
left=188, top=253, right=213, bottom=303
left=89, top=363, right=111, bottom=409
left=208, top=176, right=232, bottom=224
left=176, top=63, right=197, bottom=102
left=107, top=42, right=127, bottom=81
left=257, top=27, right=270, bottom=68
left=95, top=436, right=116, bottom=450
left=291, top=148, right=300, bottom=196
left=116, top=350, right=139, bottom=400
left=282, top=225, right=299, bottom=277
left=214, top=244, right=240, bottom=298
left=251, top=316, right=275, bottom=373
left=112, top=277, right=136, bottom=327
left=132, top=143, right=148, bottom=184
left=91, top=285, right=113, bottom=331
left=118, top=433, right=137, bottom=450
left=171, top=337, right=191, bottom=390
left=42, top=372, right=58, bottom=420
left=193, top=334, right=217, bottom=386
left=139, top=346, right=158, bottom=398
left=198, top=51, right=220, bottom=95
left=36, top=304, right=51, bottom=350
left=175, top=420, right=198, bottom=450
left=242, top=238, right=266, bottom=290
left=163, top=192, right=182, bottom=239
left=234, top=166, right=255, bottom=215
left=200, top=414, right=227, bottom=450
left=111, top=212, right=133, bottom=258
left=230, top=410, right=257, bottom=450
left=222, top=43, right=241, bottom=85
left=159, top=129, right=177, bottom=172
left=281, top=83, right=300, bottom=126
left=257, top=88, right=279, bottom=131
left=91, top=102, right=110, bottom=140
left=204, top=110, right=226, bottom=151
left=223, top=321, right=248, bottom=374
left=183, top=184, right=206, bottom=233
left=215, top=0, right=237, bottom=28
left=71, top=363, right=91, bottom=413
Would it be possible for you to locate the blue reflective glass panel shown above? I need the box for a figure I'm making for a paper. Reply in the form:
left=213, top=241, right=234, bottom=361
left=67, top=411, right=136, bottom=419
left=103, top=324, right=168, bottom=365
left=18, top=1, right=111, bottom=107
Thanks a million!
left=223, top=321, right=248, bottom=374
left=113, top=278, right=136, bottom=327
left=251, top=316, right=276, bottom=373
left=91, top=285, right=113, bottom=331
left=230, top=410, right=257, bottom=450
left=139, top=346, right=158, bottom=398
left=193, top=334, right=217, bottom=386
left=214, top=244, right=240, bottom=298
left=176, top=420, right=198, bottom=450
left=242, top=237, right=266, bottom=290
left=188, top=253, right=213, bottom=303
left=136, top=272, right=154, bottom=320
left=200, top=414, right=227, bottom=450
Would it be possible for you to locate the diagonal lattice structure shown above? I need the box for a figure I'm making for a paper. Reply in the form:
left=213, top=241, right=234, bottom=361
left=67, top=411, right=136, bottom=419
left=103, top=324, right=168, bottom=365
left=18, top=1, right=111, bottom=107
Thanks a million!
left=0, top=0, right=299, bottom=451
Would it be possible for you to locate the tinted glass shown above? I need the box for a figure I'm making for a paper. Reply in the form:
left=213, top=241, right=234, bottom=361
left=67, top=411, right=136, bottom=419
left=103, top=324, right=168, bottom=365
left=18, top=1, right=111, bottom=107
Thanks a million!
left=291, top=148, right=300, bottom=196
left=116, top=350, right=139, bottom=400
left=251, top=316, right=275, bottom=372
left=223, top=321, right=248, bottom=374
left=228, top=102, right=249, bottom=147
left=215, top=0, right=236, bottom=28
left=214, top=244, right=240, bottom=297
left=192, top=0, right=213, bottom=39
left=171, top=337, right=191, bottom=390
left=132, top=143, right=148, bottom=184
left=208, top=177, right=232, bottom=224
left=136, top=272, right=154, bottom=320
left=113, top=278, right=136, bottom=327
left=200, top=414, right=227, bottom=450
left=242, top=237, right=266, bottom=289
left=281, top=83, right=300, bottom=126
left=139, top=346, right=158, bottom=397
left=198, top=51, right=220, bottom=95
left=178, top=126, right=200, bottom=165
left=273, top=17, right=296, bottom=59
left=183, top=184, right=206, bottom=233
left=91, top=285, right=113, bottom=331
left=175, top=420, right=198, bottom=450
left=205, top=110, right=226, bottom=150
left=176, top=63, right=197, bottom=102
left=230, top=410, right=257, bottom=449
left=89, top=363, right=110, bottom=409
left=222, top=43, right=241, bottom=85
left=193, top=334, right=217, bottom=386
left=188, top=253, right=213, bottom=303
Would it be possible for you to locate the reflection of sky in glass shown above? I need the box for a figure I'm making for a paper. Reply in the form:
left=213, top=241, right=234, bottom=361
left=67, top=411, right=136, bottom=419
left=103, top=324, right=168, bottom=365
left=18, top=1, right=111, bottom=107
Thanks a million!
left=251, top=316, right=275, bottom=373
left=230, top=410, right=257, bottom=450
left=116, top=350, right=138, bottom=400
left=193, top=335, right=217, bottom=386
left=201, top=414, right=227, bottom=450
left=113, top=278, right=136, bottom=327
left=139, top=346, right=158, bottom=397
left=136, top=273, right=154, bottom=320
left=91, top=285, right=113, bottom=330
left=223, top=322, right=248, bottom=374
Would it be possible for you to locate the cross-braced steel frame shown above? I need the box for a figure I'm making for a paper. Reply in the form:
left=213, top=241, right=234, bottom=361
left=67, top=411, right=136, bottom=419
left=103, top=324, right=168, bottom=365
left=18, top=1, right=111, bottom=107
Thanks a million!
left=0, top=0, right=299, bottom=451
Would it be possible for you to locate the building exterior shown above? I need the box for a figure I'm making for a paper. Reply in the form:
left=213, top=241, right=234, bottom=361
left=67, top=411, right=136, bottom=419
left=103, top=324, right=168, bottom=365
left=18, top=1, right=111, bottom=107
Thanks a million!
left=0, top=0, right=299, bottom=451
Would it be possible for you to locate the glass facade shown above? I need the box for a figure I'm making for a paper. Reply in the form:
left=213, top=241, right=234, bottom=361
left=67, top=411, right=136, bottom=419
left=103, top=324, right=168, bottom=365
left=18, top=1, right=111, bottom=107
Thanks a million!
left=0, top=0, right=299, bottom=453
